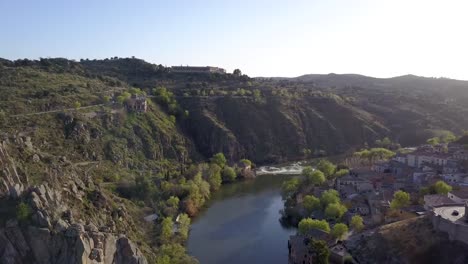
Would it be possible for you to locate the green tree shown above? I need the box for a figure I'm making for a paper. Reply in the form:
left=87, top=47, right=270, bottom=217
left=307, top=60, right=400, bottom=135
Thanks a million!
left=317, top=160, right=336, bottom=178
left=441, top=132, right=456, bottom=143
left=253, top=89, right=262, bottom=102
left=427, top=137, right=440, bottom=145
left=303, top=195, right=321, bottom=214
left=302, top=166, right=314, bottom=178
left=207, top=163, right=222, bottom=191
left=233, top=69, right=242, bottom=76
left=178, top=213, right=191, bottom=240
left=16, top=202, right=31, bottom=222
left=239, top=159, right=252, bottom=167
left=160, top=217, right=174, bottom=242
left=282, top=177, right=300, bottom=198
left=390, top=190, right=411, bottom=210
left=334, top=169, right=349, bottom=178
left=325, top=203, right=347, bottom=219
left=302, top=148, right=312, bottom=157
left=135, top=175, right=156, bottom=201
left=222, top=166, right=237, bottom=183
left=320, top=189, right=340, bottom=208
left=350, top=215, right=364, bottom=231
left=167, top=196, right=180, bottom=208
left=298, top=218, right=330, bottom=234
left=310, top=170, right=326, bottom=185
left=73, top=101, right=81, bottom=109
left=211, top=153, right=227, bottom=168
left=117, top=91, right=131, bottom=104
left=156, top=243, right=196, bottom=264
left=434, top=180, right=452, bottom=195
left=309, top=240, right=330, bottom=264
left=331, top=223, right=348, bottom=240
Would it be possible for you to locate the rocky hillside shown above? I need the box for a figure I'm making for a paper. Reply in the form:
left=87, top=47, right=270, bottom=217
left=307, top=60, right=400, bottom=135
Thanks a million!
left=2, top=57, right=468, bottom=263
left=347, top=216, right=468, bottom=264
left=0, top=140, right=148, bottom=264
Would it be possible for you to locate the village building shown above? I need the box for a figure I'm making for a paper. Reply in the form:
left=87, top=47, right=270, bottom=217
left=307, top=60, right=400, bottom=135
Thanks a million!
left=171, top=66, right=226, bottom=74
left=423, top=194, right=457, bottom=210
left=125, top=94, right=148, bottom=112
left=443, top=159, right=461, bottom=174
left=453, top=150, right=468, bottom=161
left=429, top=201, right=468, bottom=246
left=442, top=173, right=468, bottom=185
left=448, top=188, right=468, bottom=203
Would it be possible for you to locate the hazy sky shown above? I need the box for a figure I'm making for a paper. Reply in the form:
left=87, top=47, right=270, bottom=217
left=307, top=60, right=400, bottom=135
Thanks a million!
left=1, top=0, right=467, bottom=79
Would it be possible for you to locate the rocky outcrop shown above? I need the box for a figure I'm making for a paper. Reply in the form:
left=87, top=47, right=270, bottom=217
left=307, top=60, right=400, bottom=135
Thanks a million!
left=0, top=142, right=25, bottom=199
left=0, top=140, right=148, bottom=264
left=0, top=220, right=147, bottom=264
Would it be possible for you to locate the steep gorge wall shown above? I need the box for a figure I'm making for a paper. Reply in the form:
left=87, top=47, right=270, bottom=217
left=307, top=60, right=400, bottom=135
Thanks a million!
left=180, top=96, right=388, bottom=163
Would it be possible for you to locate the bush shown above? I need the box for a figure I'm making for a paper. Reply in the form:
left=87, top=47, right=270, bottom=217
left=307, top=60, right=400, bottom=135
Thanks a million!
left=222, top=166, right=237, bottom=183
left=16, top=202, right=31, bottom=222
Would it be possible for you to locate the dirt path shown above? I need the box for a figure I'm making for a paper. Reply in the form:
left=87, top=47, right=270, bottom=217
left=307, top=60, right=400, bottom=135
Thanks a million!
left=9, top=104, right=105, bottom=117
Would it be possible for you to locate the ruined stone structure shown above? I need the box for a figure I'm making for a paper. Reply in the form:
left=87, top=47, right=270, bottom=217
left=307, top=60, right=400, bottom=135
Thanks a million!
left=125, top=95, right=147, bottom=113
left=430, top=201, right=468, bottom=245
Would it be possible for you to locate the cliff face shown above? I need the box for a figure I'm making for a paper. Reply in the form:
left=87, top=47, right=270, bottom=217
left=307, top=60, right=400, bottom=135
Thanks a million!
left=0, top=140, right=148, bottom=264
left=180, top=95, right=388, bottom=163
left=347, top=216, right=468, bottom=264
left=0, top=220, right=146, bottom=264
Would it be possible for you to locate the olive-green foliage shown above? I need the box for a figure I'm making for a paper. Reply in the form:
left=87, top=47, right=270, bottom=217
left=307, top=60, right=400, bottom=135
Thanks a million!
left=316, top=160, right=336, bottom=178
left=324, top=203, right=347, bottom=219
left=354, top=148, right=395, bottom=162
left=222, top=166, right=237, bottom=183
left=160, top=217, right=174, bottom=242
left=178, top=213, right=191, bottom=240
left=16, top=202, right=31, bottom=222
left=350, top=215, right=364, bottom=231
left=298, top=218, right=330, bottom=234
left=153, top=86, right=183, bottom=116
left=207, top=163, right=223, bottom=191
left=331, top=223, right=348, bottom=240
left=117, top=91, right=131, bottom=104
left=239, top=159, right=252, bottom=167
left=334, top=169, right=349, bottom=178
left=433, top=180, right=452, bottom=195
left=211, top=153, right=227, bottom=168
left=155, top=243, right=197, bottom=264
left=309, top=239, right=330, bottom=264
left=282, top=177, right=300, bottom=198
left=320, top=189, right=340, bottom=208
left=390, top=190, right=410, bottom=209
left=303, top=195, right=321, bottom=214
left=427, top=137, right=440, bottom=145
left=308, top=170, right=326, bottom=185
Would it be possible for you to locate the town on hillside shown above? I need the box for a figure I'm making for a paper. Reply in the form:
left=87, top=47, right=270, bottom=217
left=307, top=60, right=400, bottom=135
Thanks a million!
left=287, top=137, right=468, bottom=264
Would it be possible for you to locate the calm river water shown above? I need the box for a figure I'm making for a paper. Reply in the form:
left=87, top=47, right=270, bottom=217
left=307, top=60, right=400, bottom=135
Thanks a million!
left=187, top=174, right=296, bottom=264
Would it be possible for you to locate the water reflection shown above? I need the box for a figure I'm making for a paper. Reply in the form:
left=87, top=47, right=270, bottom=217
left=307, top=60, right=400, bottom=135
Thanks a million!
left=187, top=174, right=296, bottom=264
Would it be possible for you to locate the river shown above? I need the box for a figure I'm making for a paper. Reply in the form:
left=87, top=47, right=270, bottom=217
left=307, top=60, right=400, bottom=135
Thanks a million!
left=187, top=173, right=297, bottom=264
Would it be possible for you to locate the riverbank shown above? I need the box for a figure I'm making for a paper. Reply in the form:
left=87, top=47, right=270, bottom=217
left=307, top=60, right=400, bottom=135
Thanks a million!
left=187, top=173, right=296, bottom=264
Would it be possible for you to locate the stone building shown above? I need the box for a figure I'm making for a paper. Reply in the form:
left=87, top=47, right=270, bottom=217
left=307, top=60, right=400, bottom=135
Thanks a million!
left=125, top=95, right=147, bottom=112
left=430, top=201, right=468, bottom=245
left=171, top=66, right=226, bottom=74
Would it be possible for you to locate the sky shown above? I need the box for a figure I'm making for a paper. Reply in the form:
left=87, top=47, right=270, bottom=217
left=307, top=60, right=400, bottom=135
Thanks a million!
left=1, top=0, right=467, bottom=79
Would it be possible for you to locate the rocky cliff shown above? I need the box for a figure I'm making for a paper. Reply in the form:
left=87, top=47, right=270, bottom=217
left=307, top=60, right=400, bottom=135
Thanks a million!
left=180, top=95, right=388, bottom=163
left=0, top=140, right=148, bottom=264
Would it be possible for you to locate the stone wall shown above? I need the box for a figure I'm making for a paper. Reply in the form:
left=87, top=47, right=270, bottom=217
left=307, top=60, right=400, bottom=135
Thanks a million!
left=430, top=206, right=468, bottom=245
